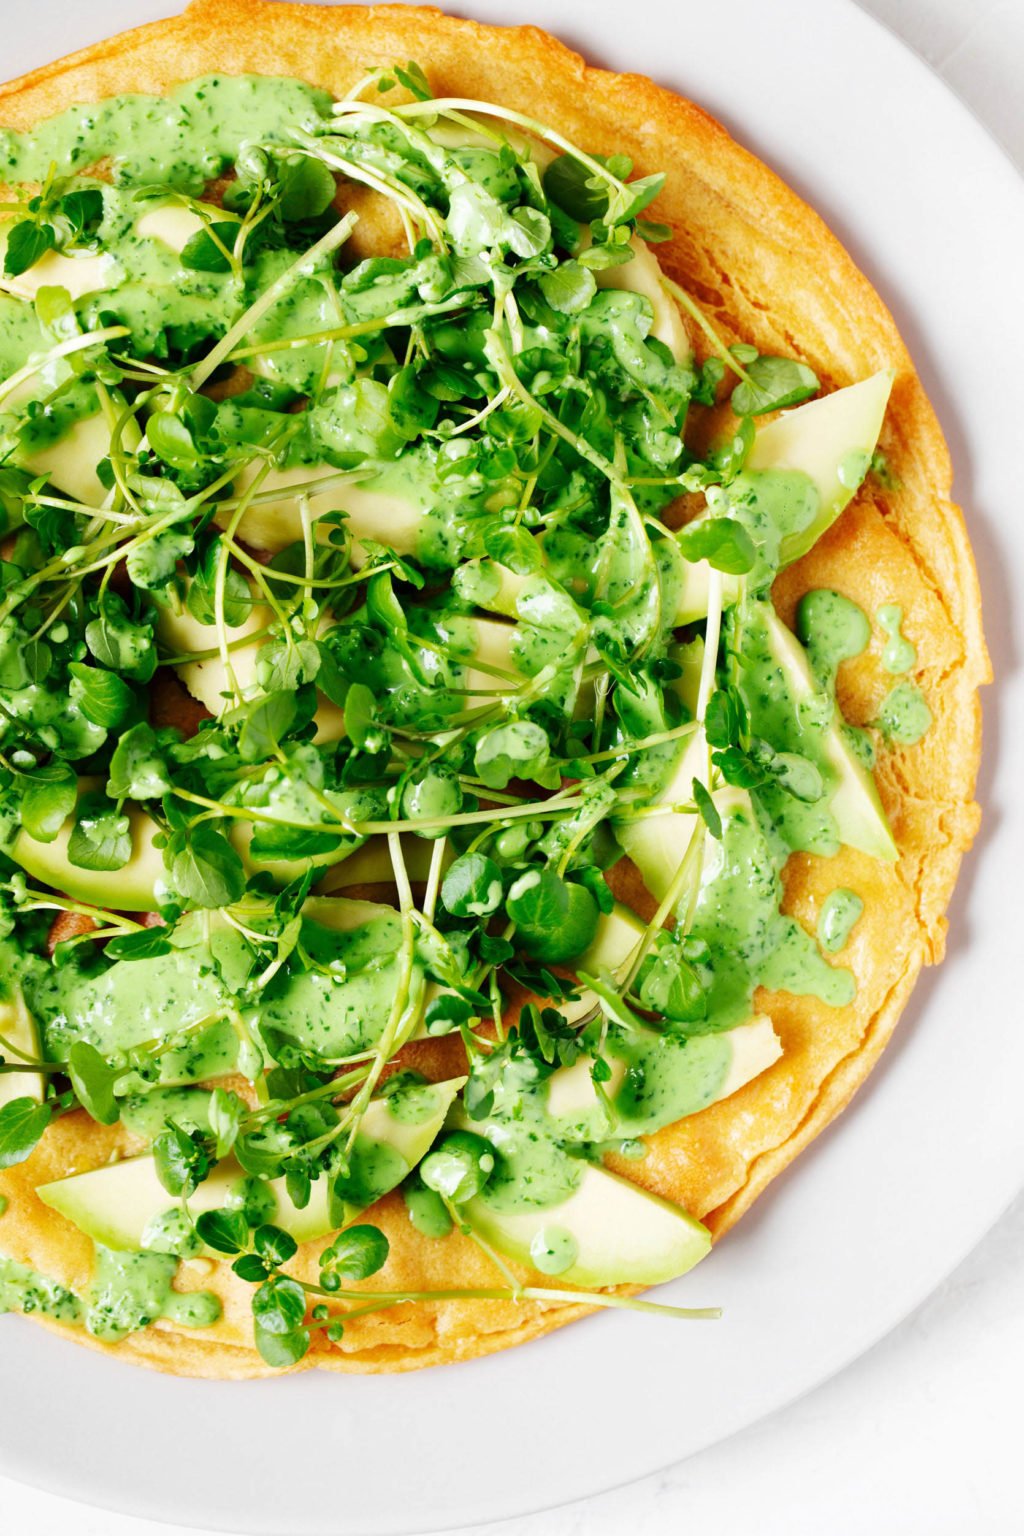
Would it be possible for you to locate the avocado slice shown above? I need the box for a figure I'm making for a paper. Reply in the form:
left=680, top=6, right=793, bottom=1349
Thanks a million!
left=0, top=223, right=118, bottom=301
left=217, top=460, right=423, bottom=563
left=595, top=235, right=691, bottom=361
left=543, top=1014, right=782, bottom=1142
left=0, top=985, right=44, bottom=1109
left=36, top=1079, right=464, bottom=1252
left=11, top=778, right=166, bottom=911
left=463, top=1162, right=710, bottom=1288
left=750, top=370, right=894, bottom=566
left=614, top=728, right=714, bottom=905
left=314, top=834, right=451, bottom=894
left=155, top=583, right=346, bottom=744
left=666, top=372, right=893, bottom=626
left=575, top=902, right=646, bottom=974
left=18, top=409, right=111, bottom=509
left=742, top=604, right=897, bottom=862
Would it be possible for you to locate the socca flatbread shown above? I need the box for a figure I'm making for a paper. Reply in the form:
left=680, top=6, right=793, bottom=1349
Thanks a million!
left=0, top=0, right=987, bottom=1376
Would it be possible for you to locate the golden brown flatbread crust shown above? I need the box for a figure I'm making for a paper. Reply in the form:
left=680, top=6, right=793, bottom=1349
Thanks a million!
left=0, top=0, right=988, bottom=1376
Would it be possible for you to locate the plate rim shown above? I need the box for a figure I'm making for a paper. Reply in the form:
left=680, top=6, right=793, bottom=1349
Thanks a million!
left=0, top=1, right=1022, bottom=1530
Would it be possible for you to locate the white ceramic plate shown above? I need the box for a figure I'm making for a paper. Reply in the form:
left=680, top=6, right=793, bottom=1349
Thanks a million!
left=1, top=2, right=1021, bottom=1531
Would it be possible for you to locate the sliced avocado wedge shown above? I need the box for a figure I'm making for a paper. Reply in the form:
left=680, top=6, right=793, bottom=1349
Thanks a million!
left=217, top=460, right=423, bottom=562
left=463, top=1162, right=710, bottom=1288
left=575, top=901, right=646, bottom=974
left=741, top=603, right=897, bottom=862
left=155, top=583, right=346, bottom=744
left=595, top=235, right=691, bottom=361
left=314, top=834, right=451, bottom=894
left=750, top=370, right=893, bottom=566
left=37, top=1079, right=464, bottom=1252
left=544, top=1014, right=782, bottom=1141
left=154, top=589, right=270, bottom=714
left=11, top=778, right=165, bottom=911
left=614, top=729, right=711, bottom=905
left=0, top=984, right=44, bottom=1108
left=666, top=373, right=893, bottom=625
left=18, top=410, right=111, bottom=509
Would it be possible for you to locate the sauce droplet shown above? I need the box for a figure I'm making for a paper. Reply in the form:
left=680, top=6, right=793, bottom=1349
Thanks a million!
left=876, top=604, right=916, bottom=674
left=529, top=1225, right=579, bottom=1276
left=817, top=888, right=864, bottom=954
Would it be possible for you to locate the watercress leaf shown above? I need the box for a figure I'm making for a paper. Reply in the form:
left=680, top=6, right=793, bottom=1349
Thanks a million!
left=153, top=1122, right=210, bottom=1197
left=394, top=61, right=432, bottom=101
left=209, top=1086, right=246, bottom=1160
left=147, top=412, right=200, bottom=472
left=254, top=1223, right=298, bottom=1268
left=103, top=926, right=172, bottom=961
left=253, top=1321, right=310, bottom=1367
left=125, top=526, right=194, bottom=590
left=59, top=187, right=104, bottom=240
left=17, top=762, right=77, bottom=842
left=67, top=792, right=132, bottom=872
left=691, top=778, right=722, bottom=839
left=506, top=206, right=551, bottom=259
left=474, top=720, right=552, bottom=790
left=711, top=745, right=769, bottom=789
left=66, top=1040, right=120, bottom=1125
left=85, top=595, right=156, bottom=681
left=634, top=935, right=707, bottom=1023
left=0, top=1097, right=51, bottom=1168
left=538, top=260, right=597, bottom=315
left=612, top=171, right=665, bottom=225
left=506, top=868, right=600, bottom=964
left=195, top=1207, right=249, bottom=1255
left=4, top=220, right=55, bottom=277
left=703, top=689, right=739, bottom=750
left=543, top=155, right=609, bottom=222
left=68, top=662, right=135, bottom=728
left=400, top=766, right=462, bottom=831
left=167, top=823, right=245, bottom=908
left=388, top=364, right=438, bottom=441
left=232, top=1252, right=269, bottom=1283
left=483, top=523, right=542, bottom=575
left=285, top=1169, right=310, bottom=1210
left=180, top=221, right=240, bottom=273
left=237, top=691, right=297, bottom=762
left=106, top=721, right=172, bottom=800
left=518, top=1002, right=586, bottom=1068
left=730, top=355, right=819, bottom=417
left=255, top=638, right=320, bottom=693
left=676, top=516, right=756, bottom=575
left=320, top=1223, right=389, bottom=1281
left=440, top=852, right=503, bottom=920
left=277, top=154, right=336, bottom=221
left=423, top=992, right=476, bottom=1036
left=252, top=1274, right=306, bottom=1337
left=185, top=538, right=254, bottom=627
left=342, top=682, right=378, bottom=752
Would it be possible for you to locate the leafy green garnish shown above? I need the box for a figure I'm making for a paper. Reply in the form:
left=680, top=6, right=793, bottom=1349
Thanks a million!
left=0, top=1097, right=52, bottom=1168
left=730, top=355, right=819, bottom=416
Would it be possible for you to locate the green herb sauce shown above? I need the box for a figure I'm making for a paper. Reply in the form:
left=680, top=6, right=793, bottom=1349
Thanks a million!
left=817, top=888, right=864, bottom=954
left=875, top=682, right=933, bottom=745
left=0, top=1254, right=82, bottom=1324
left=85, top=1245, right=220, bottom=1342
left=876, top=603, right=916, bottom=673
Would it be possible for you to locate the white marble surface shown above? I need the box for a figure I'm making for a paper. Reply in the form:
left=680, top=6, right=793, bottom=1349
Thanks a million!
left=2, top=2, right=1022, bottom=1532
